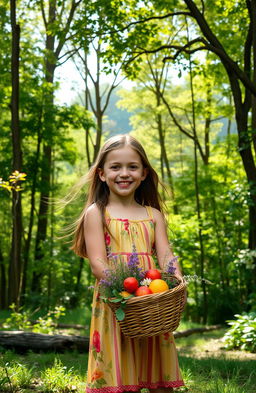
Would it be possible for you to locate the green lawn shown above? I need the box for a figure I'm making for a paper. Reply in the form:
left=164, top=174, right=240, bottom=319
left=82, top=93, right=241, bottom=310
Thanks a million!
left=1, top=328, right=255, bottom=392
left=1, top=311, right=255, bottom=393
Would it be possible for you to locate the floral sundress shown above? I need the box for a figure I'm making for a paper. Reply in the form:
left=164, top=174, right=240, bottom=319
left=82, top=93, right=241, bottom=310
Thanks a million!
left=86, top=206, right=184, bottom=393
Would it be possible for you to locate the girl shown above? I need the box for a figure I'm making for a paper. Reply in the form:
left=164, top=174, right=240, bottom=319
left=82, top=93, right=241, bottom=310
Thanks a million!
left=72, top=135, right=185, bottom=393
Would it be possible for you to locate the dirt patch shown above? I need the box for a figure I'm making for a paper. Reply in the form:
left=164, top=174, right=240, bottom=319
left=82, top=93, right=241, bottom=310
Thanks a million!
left=177, top=335, right=256, bottom=360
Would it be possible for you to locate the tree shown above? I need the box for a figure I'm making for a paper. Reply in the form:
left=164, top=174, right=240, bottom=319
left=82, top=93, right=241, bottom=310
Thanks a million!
left=100, top=0, right=256, bottom=285
left=9, top=0, right=22, bottom=307
left=32, top=0, right=82, bottom=292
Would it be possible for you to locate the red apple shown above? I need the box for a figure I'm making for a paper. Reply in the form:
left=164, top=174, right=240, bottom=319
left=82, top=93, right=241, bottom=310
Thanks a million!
left=145, top=269, right=162, bottom=280
left=123, top=277, right=139, bottom=293
left=135, top=286, right=153, bottom=296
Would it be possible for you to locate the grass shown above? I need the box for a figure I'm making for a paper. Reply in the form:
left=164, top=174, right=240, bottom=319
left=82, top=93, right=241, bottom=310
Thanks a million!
left=1, top=312, right=255, bottom=393
left=175, top=328, right=256, bottom=393
left=177, top=356, right=255, bottom=393
left=0, top=351, right=88, bottom=393
left=1, top=329, right=255, bottom=393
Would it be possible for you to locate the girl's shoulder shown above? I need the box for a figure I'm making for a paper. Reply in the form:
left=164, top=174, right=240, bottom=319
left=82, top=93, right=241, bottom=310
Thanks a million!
left=149, top=206, right=165, bottom=224
left=85, top=203, right=102, bottom=222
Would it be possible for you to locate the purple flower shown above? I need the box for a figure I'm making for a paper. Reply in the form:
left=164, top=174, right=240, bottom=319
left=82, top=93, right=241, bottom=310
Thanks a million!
left=166, top=256, right=178, bottom=274
left=128, top=252, right=140, bottom=270
left=99, top=279, right=111, bottom=287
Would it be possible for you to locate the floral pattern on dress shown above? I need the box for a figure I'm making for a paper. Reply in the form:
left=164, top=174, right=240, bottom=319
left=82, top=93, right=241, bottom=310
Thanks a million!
left=92, top=330, right=101, bottom=352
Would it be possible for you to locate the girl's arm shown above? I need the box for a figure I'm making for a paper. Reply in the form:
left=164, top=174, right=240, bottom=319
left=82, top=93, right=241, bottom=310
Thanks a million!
left=152, top=208, right=183, bottom=278
left=84, top=204, right=108, bottom=280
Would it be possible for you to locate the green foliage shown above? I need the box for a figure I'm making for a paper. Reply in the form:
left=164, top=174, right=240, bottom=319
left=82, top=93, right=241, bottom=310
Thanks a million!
left=0, top=171, right=26, bottom=193
left=3, top=304, right=66, bottom=334
left=41, top=358, right=80, bottom=393
left=0, top=361, right=34, bottom=392
left=223, top=313, right=256, bottom=353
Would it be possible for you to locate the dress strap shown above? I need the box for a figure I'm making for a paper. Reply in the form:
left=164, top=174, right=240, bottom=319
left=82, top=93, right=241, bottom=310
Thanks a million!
left=104, top=208, right=111, bottom=219
left=145, top=205, right=154, bottom=220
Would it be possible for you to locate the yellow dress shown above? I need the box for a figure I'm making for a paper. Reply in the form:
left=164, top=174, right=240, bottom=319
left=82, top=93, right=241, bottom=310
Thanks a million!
left=86, top=206, right=184, bottom=393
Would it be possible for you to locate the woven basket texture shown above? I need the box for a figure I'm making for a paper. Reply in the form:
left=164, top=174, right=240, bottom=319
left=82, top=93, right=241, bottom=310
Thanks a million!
left=108, top=276, right=187, bottom=339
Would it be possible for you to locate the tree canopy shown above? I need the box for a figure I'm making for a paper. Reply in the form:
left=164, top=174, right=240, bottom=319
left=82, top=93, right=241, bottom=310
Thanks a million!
left=0, top=0, right=255, bottom=325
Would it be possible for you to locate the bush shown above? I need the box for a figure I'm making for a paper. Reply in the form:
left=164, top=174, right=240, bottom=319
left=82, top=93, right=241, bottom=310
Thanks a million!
left=223, top=312, right=256, bottom=352
left=0, top=361, right=34, bottom=391
left=41, top=358, right=80, bottom=392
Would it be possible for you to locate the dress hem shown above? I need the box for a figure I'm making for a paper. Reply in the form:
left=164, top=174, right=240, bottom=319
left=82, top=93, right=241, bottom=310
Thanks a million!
left=86, top=380, right=185, bottom=393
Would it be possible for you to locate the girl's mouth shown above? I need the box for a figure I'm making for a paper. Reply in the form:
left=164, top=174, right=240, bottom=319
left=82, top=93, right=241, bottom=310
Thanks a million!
left=116, top=181, right=132, bottom=188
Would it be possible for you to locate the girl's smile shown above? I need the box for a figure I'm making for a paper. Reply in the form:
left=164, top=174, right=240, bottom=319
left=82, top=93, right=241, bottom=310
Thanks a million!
left=98, top=146, right=148, bottom=199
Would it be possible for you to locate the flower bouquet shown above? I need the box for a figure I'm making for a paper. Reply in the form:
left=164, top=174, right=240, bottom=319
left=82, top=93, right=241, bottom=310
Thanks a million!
left=99, top=252, right=187, bottom=339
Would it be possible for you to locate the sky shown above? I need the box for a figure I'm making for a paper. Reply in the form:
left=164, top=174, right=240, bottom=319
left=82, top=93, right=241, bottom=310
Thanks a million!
left=55, top=57, right=134, bottom=106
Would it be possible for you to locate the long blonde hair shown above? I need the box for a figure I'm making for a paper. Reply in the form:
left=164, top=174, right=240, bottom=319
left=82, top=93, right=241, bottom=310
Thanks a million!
left=72, top=134, right=163, bottom=257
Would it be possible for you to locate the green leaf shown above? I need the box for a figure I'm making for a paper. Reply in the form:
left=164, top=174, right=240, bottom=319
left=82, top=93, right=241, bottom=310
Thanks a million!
left=115, top=307, right=125, bottom=321
left=109, top=297, right=122, bottom=303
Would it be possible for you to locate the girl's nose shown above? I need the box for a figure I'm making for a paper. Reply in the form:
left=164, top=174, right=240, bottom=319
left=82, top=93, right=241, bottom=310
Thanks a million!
left=120, top=167, right=129, bottom=177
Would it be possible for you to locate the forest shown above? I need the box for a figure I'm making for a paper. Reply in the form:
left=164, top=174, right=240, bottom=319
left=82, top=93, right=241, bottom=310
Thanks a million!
left=1, top=0, right=256, bottom=352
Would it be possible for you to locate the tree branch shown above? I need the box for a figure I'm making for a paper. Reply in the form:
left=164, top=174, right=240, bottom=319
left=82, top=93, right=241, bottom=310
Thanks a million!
left=183, top=0, right=256, bottom=96
left=40, top=0, right=47, bottom=28
left=54, top=0, right=82, bottom=60
left=112, top=12, right=192, bottom=34
left=160, top=92, right=206, bottom=160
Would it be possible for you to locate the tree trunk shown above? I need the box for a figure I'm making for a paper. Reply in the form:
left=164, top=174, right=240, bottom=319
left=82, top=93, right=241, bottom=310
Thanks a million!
left=8, top=0, right=22, bottom=308
left=31, top=0, right=82, bottom=291
left=155, top=85, right=178, bottom=213
left=0, top=247, right=7, bottom=309
left=32, top=2, right=56, bottom=292
left=0, top=331, right=89, bottom=353
left=188, top=51, right=207, bottom=324
left=93, top=79, right=103, bottom=162
left=183, top=0, right=256, bottom=280
left=84, top=52, right=92, bottom=168
left=251, top=0, right=256, bottom=155
left=0, top=325, right=221, bottom=353
left=20, top=113, right=42, bottom=303
left=204, top=84, right=212, bottom=165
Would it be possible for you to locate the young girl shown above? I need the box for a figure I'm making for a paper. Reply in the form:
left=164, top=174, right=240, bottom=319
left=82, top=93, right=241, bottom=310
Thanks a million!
left=72, top=135, right=185, bottom=393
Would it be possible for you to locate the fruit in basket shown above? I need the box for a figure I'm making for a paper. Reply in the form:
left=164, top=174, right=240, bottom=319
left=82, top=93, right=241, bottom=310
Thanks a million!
left=149, top=279, right=169, bottom=293
left=120, top=291, right=134, bottom=298
left=135, top=286, right=153, bottom=296
left=123, top=277, right=139, bottom=293
left=145, top=269, right=162, bottom=280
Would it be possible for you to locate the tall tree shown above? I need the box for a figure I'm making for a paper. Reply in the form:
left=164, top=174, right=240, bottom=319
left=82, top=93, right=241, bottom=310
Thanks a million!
left=8, top=0, right=22, bottom=306
left=32, top=0, right=82, bottom=291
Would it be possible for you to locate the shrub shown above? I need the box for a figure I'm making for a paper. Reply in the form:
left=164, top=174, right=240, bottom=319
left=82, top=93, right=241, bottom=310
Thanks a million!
left=41, top=358, right=79, bottom=392
left=223, top=312, right=256, bottom=352
left=0, top=361, right=34, bottom=391
left=3, top=304, right=65, bottom=334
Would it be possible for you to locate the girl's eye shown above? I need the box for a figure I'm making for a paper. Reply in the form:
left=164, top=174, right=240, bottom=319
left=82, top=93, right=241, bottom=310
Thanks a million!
left=110, top=165, right=119, bottom=170
left=130, top=165, right=138, bottom=169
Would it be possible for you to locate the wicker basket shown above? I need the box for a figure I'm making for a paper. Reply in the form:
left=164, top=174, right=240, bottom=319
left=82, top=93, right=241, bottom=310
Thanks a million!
left=108, top=276, right=187, bottom=339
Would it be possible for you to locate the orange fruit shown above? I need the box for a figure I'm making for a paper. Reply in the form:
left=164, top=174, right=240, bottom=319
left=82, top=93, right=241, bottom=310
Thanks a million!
left=120, top=291, right=133, bottom=298
left=149, top=279, right=169, bottom=293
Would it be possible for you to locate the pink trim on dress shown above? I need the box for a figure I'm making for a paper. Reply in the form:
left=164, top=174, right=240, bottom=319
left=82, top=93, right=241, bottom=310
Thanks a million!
left=86, top=380, right=185, bottom=393
left=110, top=251, right=152, bottom=256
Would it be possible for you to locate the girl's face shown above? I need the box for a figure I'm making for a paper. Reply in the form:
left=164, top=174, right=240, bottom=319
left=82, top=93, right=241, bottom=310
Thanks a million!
left=98, top=146, right=148, bottom=200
